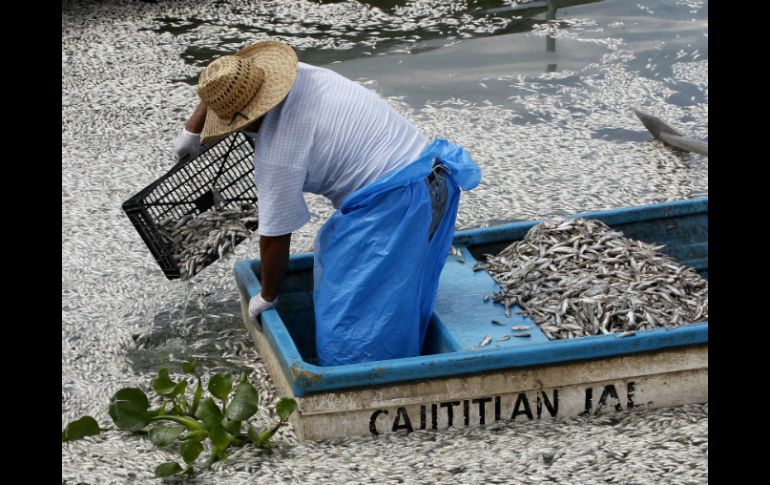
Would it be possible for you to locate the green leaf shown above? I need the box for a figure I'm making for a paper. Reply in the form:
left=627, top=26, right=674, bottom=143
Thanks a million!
left=152, top=368, right=177, bottom=396
left=149, top=424, right=185, bottom=447
left=208, top=373, right=233, bottom=402
left=247, top=424, right=260, bottom=444
left=206, top=421, right=234, bottom=449
left=172, top=402, right=183, bottom=416
left=154, top=462, right=183, bottom=478
left=182, top=361, right=198, bottom=376
left=108, top=388, right=151, bottom=431
left=194, top=398, right=222, bottom=423
left=225, top=380, right=259, bottom=421
left=223, top=417, right=241, bottom=435
left=195, top=398, right=233, bottom=449
left=276, top=397, right=298, bottom=422
left=150, top=415, right=203, bottom=431
left=181, top=440, right=204, bottom=465
left=186, top=361, right=203, bottom=414
left=62, top=416, right=101, bottom=442
left=169, top=379, right=188, bottom=399
left=210, top=445, right=228, bottom=465
left=180, top=429, right=208, bottom=441
left=192, top=382, right=203, bottom=415
left=253, top=423, right=281, bottom=447
left=247, top=423, right=280, bottom=448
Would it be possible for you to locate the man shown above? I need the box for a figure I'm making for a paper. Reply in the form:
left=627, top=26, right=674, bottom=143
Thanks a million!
left=174, top=40, right=480, bottom=366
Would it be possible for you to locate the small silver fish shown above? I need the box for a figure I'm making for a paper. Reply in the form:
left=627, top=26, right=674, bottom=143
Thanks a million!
left=491, top=319, right=504, bottom=325
left=211, top=186, right=225, bottom=209
left=479, top=335, right=492, bottom=347
left=513, top=333, right=531, bottom=338
left=511, top=325, right=532, bottom=331
left=482, top=216, right=707, bottom=341
left=498, top=335, right=512, bottom=341
left=483, top=293, right=491, bottom=302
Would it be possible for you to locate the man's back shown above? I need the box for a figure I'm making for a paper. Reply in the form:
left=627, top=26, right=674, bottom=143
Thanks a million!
left=252, top=63, right=427, bottom=236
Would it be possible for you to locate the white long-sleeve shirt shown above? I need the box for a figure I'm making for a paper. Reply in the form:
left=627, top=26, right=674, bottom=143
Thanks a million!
left=249, top=63, right=428, bottom=236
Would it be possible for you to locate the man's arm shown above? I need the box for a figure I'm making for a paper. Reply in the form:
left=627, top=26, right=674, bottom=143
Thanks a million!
left=185, top=101, right=208, bottom=134
left=173, top=101, right=208, bottom=160
left=259, top=233, right=292, bottom=301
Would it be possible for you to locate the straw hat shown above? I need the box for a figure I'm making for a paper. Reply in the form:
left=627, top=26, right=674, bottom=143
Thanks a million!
left=197, top=40, right=298, bottom=144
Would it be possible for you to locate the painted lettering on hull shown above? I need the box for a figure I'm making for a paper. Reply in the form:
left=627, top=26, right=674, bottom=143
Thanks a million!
left=368, top=382, right=638, bottom=436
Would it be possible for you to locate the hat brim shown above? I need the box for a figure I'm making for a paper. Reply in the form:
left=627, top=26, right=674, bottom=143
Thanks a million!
left=200, top=40, right=298, bottom=145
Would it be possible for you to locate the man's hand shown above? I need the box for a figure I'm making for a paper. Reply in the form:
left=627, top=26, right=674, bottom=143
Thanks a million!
left=248, top=294, right=278, bottom=330
left=173, top=129, right=202, bottom=161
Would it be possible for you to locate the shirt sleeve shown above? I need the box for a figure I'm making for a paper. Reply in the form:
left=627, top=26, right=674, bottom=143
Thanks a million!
left=253, top=160, right=311, bottom=236
left=251, top=76, right=316, bottom=236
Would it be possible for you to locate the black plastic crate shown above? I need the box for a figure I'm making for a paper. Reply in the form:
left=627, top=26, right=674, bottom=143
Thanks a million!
left=122, top=133, right=258, bottom=280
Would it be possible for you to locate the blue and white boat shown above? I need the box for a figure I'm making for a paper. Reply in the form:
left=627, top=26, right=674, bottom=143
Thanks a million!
left=235, top=197, right=708, bottom=440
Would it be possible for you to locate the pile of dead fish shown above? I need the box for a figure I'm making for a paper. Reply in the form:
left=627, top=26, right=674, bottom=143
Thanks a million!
left=484, top=217, right=708, bottom=340
left=158, top=203, right=257, bottom=280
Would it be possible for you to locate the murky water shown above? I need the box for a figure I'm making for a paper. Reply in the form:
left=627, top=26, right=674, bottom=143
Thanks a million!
left=149, top=0, right=707, bottom=136
left=62, top=1, right=707, bottom=483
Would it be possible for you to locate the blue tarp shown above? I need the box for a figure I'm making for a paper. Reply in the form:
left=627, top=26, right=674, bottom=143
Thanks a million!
left=313, top=139, right=481, bottom=366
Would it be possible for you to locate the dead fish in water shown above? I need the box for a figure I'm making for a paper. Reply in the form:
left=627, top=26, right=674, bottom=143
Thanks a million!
left=498, top=335, right=512, bottom=341
left=634, top=109, right=708, bottom=156
left=513, top=333, right=532, bottom=338
left=491, top=319, right=504, bottom=325
left=483, top=292, right=491, bottom=302
left=478, top=335, right=492, bottom=347
left=511, top=325, right=531, bottom=331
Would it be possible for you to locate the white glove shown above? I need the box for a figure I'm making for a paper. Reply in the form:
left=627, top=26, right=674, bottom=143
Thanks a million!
left=248, top=294, right=277, bottom=330
left=173, top=129, right=202, bottom=161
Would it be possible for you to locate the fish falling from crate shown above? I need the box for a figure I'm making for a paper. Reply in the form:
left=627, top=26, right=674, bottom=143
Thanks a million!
left=484, top=217, right=708, bottom=340
left=158, top=197, right=258, bottom=280
left=122, top=133, right=259, bottom=280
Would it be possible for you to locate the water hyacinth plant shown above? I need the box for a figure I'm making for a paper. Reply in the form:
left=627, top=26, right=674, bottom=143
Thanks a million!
left=62, top=361, right=298, bottom=478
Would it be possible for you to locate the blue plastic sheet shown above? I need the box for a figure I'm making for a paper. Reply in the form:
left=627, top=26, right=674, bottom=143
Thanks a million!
left=313, top=139, right=481, bottom=366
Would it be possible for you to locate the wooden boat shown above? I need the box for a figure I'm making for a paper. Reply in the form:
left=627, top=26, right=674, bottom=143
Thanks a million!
left=234, top=197, right=707, bottom=440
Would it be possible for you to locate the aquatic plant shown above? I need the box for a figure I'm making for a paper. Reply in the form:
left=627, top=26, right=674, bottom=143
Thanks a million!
left=62, top=361, right=297, bottom=478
